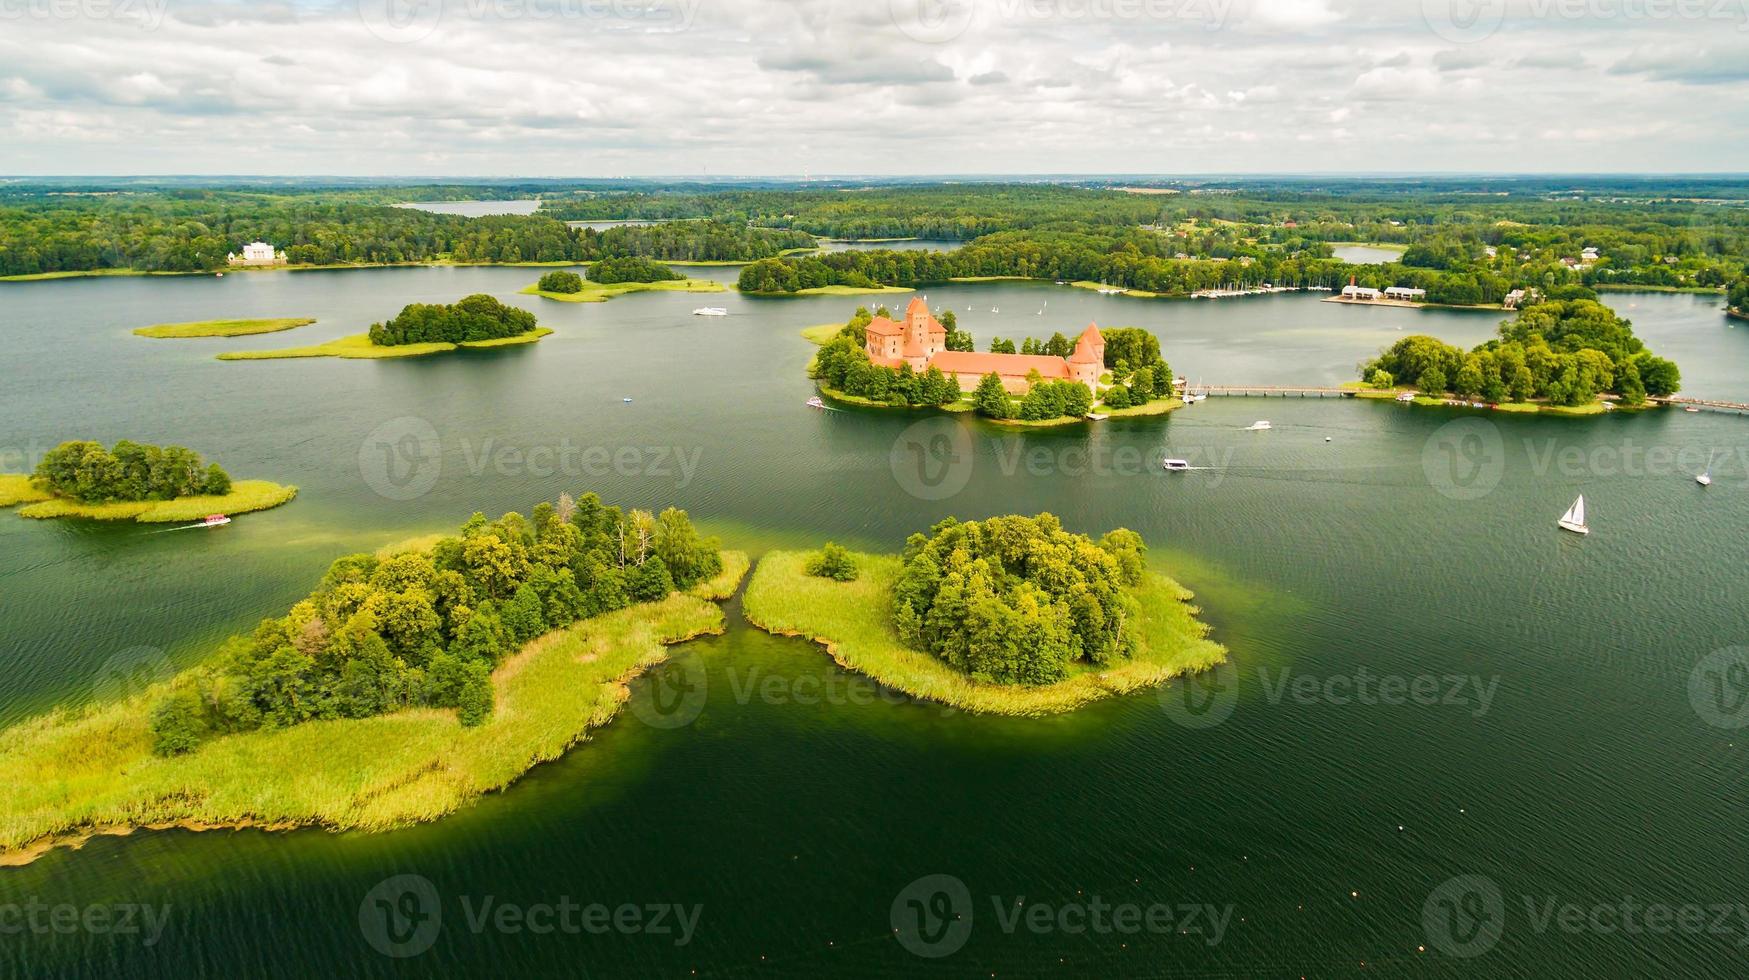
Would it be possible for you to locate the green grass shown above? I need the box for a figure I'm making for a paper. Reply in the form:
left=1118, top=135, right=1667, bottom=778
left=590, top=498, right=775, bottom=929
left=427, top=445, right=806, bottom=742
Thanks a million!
left=743, top=550, right=1225, bottom=716
left=0, top=474, right=53, bottom=508
left=1097, top=396, right=1184, bottom=418
left=133, top=318, right=316, bottom=339
left=791, top=284, right=913, bottom=297
left=15, top=480, right=298, bottom=523
left=800, top=323, right=845, bottom=345
left=0, top=552, right=748, bottom=863
left=520, top=279, right=724, bottom=303
left=217, top=329, right=551, bottom=361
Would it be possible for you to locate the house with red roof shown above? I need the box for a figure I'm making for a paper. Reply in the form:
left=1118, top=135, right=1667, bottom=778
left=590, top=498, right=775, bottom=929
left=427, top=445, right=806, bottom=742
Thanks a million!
left=865, top=297, right=1105, bottom=394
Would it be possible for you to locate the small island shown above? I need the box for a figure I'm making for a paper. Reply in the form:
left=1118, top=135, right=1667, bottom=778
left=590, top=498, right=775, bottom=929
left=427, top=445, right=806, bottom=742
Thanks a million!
left=134, top=317, right=316, bottom=339
left=3, top=440, right=296, bottom=523
left=0, top=494, right=745, bottom=864
left=1356, top=296, right=1680, bottom=414
left=520, top=260, right=724, bottom=303
left=744, top=515, right=1226, bottom=714
left=807, top=300, right=1179, bottom=424
left=219, top=294, right=550, bottom=360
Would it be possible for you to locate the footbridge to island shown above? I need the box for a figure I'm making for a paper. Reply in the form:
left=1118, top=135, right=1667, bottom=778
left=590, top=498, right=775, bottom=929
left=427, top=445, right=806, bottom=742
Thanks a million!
left=1183, top=386, right=1749, bottom=415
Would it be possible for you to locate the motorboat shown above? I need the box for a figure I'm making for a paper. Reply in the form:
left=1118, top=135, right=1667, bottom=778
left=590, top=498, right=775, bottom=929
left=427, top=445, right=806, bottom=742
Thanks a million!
left=1163, top=458, right=1191, bottom=472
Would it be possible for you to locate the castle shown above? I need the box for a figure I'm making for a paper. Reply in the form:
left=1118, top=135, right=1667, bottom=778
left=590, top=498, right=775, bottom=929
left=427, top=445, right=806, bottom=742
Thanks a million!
left=865, top=297, right=1104, bottom=394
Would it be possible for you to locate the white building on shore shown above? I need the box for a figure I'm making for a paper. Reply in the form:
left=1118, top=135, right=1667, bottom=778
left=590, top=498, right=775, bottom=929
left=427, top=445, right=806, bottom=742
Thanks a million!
left=1384, top=286, right=1427, bottom=301
left=1341, top=284, right=1382, bottom=301
left=227, top=241, right=286, bottom=267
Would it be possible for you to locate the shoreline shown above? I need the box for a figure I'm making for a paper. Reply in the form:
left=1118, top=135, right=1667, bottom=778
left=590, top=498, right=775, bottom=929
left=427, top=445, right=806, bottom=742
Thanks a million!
left=7, top=479, right=298, bottom=522
left=519, top=279, right=724, bottom=303
left=1322, top=296, right=1504, bottom=312
left=217, top=328, right=552, bottom=361
left=0, top=552, right=749, bottom=867
left=742, top=550, right=1227, bottom=716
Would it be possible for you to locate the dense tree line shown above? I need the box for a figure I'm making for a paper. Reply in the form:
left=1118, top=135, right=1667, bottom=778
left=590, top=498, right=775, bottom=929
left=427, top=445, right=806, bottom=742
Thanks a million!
left=588, top=256, right=683, bottom=284
left=33, top=440, right=231, bottom=502
left=1363, top=299, right=1680, bottom=406
left=148, top=495, right=724, bottom=755
left=891, top=514, right=1148, bottom=685
left=368, top=294, right=538, bottom=346
left=576, top=221, right=815, bottom=262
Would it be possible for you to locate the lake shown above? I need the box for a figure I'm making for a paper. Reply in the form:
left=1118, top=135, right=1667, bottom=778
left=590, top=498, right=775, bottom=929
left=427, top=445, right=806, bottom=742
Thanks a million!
left=1, top=271, right=1746, bottom=977
left=399, top=200, right=545, bottom=217
left=1333, top=244, right=1408, bottom=265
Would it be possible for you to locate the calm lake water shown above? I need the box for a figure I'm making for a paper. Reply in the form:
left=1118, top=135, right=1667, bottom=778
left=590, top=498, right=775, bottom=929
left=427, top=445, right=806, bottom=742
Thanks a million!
left=1334, top=244, right=1408, bottom=265
left=1, top=270, right=1746, bottom=977
left=400, top=200, right=544, bottom=217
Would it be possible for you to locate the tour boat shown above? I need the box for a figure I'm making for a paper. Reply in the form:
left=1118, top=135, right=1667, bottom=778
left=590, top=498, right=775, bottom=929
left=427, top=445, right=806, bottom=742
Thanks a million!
left=1557, top=495, right=1589, bottom=535
left=692, top=307, right=728, bottom=316
left=202, top=514, right=231, bottom=527
left=1685, top=406, right=1700, bottom=413
left=1246, top=420, right=1272, bottom=431
left=806, top=396, right=826, bottom=410
left=1163, top=458, right=1191, bottom=472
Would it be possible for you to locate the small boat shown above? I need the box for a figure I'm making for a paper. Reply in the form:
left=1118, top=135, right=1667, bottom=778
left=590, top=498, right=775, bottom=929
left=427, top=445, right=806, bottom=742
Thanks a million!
left=1557, top=495, right=1589, bottom=535
left=1085, top=412, right=1109, bottom=421
left=1685, top=406, right=1700, bottom=413
left=1698, top=450, right=1716, bottom=486
left=692, top=307, right=728, bottom=316
left=215, top=272, right=224, bottom=278
left=202, top=514, right=231, bottom=527
left=806, top=396, right=826, bottom=410
left=1246, top=421, right=1272, bottom=431
left=623, top=397, right=633, bottom=403
left=991, top=307, right=999, bottom=313
left=1396, top=392, right=1416, bottom=403
left=1163, top=458, right=1191, bottom=472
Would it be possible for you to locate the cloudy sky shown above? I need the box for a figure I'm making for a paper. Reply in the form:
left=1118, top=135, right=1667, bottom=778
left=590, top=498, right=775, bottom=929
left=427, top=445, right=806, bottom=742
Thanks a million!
left=2, top=0, right=1746, bottom=175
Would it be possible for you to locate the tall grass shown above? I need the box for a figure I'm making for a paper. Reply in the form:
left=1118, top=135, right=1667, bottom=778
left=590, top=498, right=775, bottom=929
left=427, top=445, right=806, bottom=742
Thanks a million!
left=518, top=279, right=724, bottom=303
left=743, top=550, right=1226, bottom=716
left=133, top=318, right=316, bottom=338
left=0, top=474, right=51, bottom=508
left=0, top=552, right=747, bottom=861
left=15, top=481, right=297, bottom=522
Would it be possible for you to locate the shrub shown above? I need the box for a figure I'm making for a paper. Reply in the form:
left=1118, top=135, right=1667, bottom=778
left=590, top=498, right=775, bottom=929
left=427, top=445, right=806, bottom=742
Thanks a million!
left=804, top=542, right=858, bottom=581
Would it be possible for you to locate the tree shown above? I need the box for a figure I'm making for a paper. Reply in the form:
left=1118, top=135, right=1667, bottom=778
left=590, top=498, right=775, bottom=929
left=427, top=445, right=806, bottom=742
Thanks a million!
left=587, top=256, right=683, bottom=284
left=1418, top=366, right=1448, bottom=395
left=537, top=270, right=583, bottom=293
left=456, top=661, right=494, bottom=727
left=627, top=554, right=675, bottom=602
left=202, top=463, right=232, bottom=496
left=805, top=542, right=858, bottom=581
left=149, top=688, right=209, bottom=756
left=973, top=373, right=1014, bottom=419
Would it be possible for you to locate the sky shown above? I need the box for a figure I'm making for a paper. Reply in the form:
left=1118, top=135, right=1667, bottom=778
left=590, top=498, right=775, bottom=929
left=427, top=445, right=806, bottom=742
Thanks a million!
left=1, top=0, right=1746, bottom=176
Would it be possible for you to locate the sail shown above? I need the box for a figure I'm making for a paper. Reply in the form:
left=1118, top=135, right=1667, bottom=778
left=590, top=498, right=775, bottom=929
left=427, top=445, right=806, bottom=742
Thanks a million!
left=1562, top=495, right=1585, bottom=526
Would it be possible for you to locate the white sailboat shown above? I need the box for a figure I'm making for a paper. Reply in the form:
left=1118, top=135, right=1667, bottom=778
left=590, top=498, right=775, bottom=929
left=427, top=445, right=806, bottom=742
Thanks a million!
left=1558, top=495, right=1589, bottom=535
left=1697, top=450, right=1716, bottom=486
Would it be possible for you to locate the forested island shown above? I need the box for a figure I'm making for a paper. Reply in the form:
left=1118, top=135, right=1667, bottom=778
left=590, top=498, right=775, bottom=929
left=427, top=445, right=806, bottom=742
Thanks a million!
left=1360, top=297, right=1680, bottom=412
left=1, top=440, right=296, bottom=522
left=220, top=294, right=551, bottom=360
left=743, top=514, right=1225, bottom=714
left=0, top=494, right=747, bottom=864
left=521, top=259, right=724, bottom=303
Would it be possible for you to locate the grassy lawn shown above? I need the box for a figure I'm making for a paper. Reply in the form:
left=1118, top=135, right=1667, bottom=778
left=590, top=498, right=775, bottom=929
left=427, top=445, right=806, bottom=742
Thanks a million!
left=14, top=480, right=298, bottom=523
left=743, top=550, right=1226, bottom=716
left=800, top=322, right=845, bottom=345
left=791, top=284, right=913, bottom=297
left=0, top=474, right=53, bottom=508
left=133, top=318, right=316, bottom=339
left=520, top=279, right=724, bottom=303
left=1097, top=396, right=1184, bottom=418
left=0, top=552, right=748, bottom=863
left=217, top=329, right=551, bottom=361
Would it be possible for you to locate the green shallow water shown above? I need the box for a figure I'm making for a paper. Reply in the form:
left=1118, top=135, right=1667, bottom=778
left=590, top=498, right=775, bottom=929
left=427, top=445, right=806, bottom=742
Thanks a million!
left=2, top=272, right=1747, bottom=977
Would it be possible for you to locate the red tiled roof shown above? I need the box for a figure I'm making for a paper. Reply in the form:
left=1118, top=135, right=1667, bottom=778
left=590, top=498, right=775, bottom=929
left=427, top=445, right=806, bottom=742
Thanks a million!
left=930, top=351, right=1071, bottom=379
left=1069, top=322, right=1104, bottom=363
left=865, top=316, right=904, bottom=337
left=906, top=296, right=930, bottom=315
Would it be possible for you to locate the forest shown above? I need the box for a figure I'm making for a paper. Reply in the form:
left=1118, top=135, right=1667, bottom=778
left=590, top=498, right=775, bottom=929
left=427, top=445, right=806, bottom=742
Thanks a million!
left=367, top=294, right=540, bottom=346
left=32, top=440, right=231, bottom=502
left=890, top=514, right=1149, bottom=685
left=148, top=494, right=724, bottom=755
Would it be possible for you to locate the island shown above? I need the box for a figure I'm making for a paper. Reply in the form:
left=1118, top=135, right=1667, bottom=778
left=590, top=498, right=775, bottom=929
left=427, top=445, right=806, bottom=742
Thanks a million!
left=219, top=294, right=550, bottom=360
left=3, top=440, right=296, bottom=523
left=520, top=260, right=724, bottom=303
left=743, top=514, right=1226, bottom=714
left=807, top=300, right=1179, bottom=424
left=1356, top=296, right=1680, bottom=414
left=133, top=317, right=316, bottom=339
left=0, top=494, right=745, bottom=865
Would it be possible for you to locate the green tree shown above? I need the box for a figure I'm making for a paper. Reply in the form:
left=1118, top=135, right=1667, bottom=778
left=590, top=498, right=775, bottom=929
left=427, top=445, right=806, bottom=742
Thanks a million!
left=804, top=542, right=858, bottom=581
left=537, top=270, right=584, bottom=293
left=973, top=373, right=1014, bottom=419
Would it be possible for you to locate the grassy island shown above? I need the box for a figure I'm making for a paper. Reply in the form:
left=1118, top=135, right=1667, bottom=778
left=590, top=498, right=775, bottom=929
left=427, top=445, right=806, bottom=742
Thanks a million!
left=0, top=494, right=745, bottom=864
left=744, top=531, right=1224, bottom=715
left=218, top=330, right=550, bottom=360
left=133, top=317, right=317, bottom=339
left=521, top=279, right=723, bottom=303
left=5, top=441, right=296, bottom=523
left=522, top=262, right=724, bottom=303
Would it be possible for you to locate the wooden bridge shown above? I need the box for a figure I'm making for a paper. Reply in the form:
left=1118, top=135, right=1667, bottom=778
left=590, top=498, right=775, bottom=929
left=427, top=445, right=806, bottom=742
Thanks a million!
left=1650, top=396, right=1749, bottom=415
left=1185, top=387, right=1749, bottom=415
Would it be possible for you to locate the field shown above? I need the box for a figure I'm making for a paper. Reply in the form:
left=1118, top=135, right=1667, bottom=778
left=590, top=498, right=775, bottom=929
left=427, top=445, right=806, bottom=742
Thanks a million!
left=0, top=552, right=748, bottom=863
left=216, top=329, right=551, bottom=361
left=742, top=550, right=1226, bottom=716
left=133, top=318, right=316, bottom=338
left=12, top=480, right=298, bottom=522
